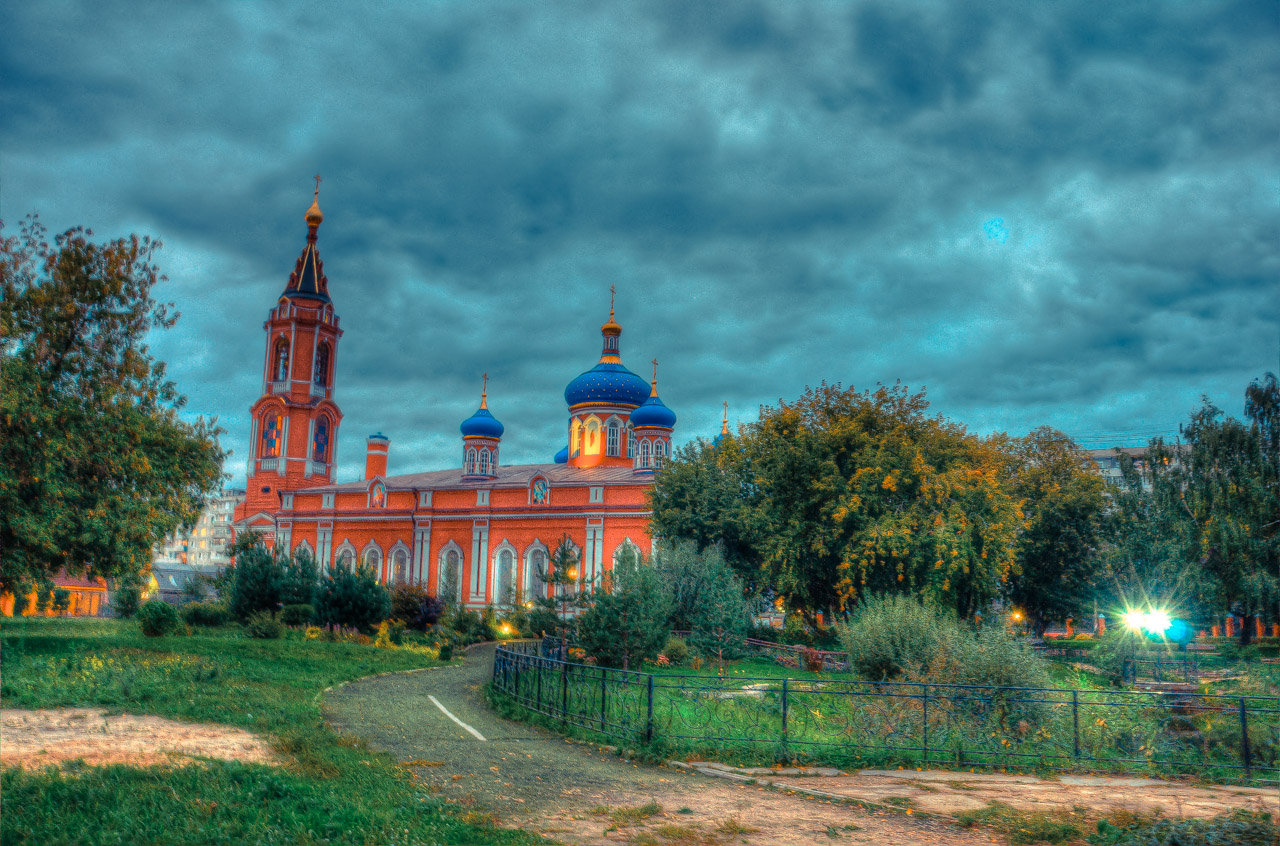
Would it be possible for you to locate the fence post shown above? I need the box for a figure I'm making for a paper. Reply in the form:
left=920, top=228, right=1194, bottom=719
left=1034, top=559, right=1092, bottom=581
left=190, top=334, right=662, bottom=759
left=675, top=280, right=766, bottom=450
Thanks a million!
left=600, top=667, right=607, bottom=732
left=1239, top=698, right=1251, bottom=779
left=1072, top=690, right=1080, bottom=759
left=536, top=657, right=542, bottom=712
left=561, top=660, right=569, bottom=724
left=921, top=686, right=929, bottom=767
left=646, top=674, right=654, bottom=743
left=781, top=678, right=789, bottom=742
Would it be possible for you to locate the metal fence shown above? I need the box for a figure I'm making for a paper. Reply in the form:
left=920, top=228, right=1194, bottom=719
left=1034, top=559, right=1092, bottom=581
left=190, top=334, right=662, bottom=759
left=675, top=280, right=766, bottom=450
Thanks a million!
left=492, top=641, right=1279, bottom=784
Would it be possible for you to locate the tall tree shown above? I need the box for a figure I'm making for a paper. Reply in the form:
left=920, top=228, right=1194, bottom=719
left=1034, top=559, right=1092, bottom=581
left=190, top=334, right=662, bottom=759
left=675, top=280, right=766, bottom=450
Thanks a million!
left=0, top=217, right=225, bottom=594
left=653, top=383, right=1020, bottom=620
left=1153, top=375, right=1280, bottom=644
left=1002, top=428, right=1109, bottom=637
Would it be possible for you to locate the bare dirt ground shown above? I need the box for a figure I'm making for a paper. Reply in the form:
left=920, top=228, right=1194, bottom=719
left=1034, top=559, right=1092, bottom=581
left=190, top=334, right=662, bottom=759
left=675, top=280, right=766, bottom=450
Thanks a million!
left=0, top=707, right=277, bottom=769
left=680, top=762, right=1279, bottom=821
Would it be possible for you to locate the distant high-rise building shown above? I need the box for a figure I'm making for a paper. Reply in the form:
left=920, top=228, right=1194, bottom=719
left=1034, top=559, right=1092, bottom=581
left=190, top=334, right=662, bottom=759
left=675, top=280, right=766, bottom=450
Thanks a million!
left=155, top=488, right=245, bottom=571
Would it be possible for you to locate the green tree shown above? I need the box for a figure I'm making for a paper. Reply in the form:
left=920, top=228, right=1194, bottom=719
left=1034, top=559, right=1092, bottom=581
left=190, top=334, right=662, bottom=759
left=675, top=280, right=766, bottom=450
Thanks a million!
left=0, top=217, right=224, bottom=594
left=315, top=565, right=391, bottom=632
left=1152, top=375, right=1280, bottom=644
left=652, top=540, right=729, bottom=632
left=1002, top=428, right=1109, bottom=637
left=227, top=533, right=283, bottom=620
left=530, top=535, right=583, bottom=642
left=653, top=383, right=1020, bottom=620
left=575, top=544, right=672, bottom=669
left=687, top=552, right=749, bottom=671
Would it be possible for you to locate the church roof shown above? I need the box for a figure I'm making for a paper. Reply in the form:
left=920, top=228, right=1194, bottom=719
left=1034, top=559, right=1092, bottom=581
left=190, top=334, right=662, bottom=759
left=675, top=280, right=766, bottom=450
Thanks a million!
left=302, top=462, right=644, bottom=493
left=282, top=237, right=330, bottom=303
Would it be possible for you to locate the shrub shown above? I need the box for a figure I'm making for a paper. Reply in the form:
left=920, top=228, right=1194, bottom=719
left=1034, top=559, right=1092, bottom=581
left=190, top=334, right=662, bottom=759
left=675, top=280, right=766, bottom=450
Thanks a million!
left=11, top=588, right=31, bottom=617
left=112, top=584, right=141, bottom=618
left=51, top=588, right=71, bottom=614
left=662, top=636, right=690, bottom=666
left=181, top=601, right=231, bottom=626
left=303, top=625, right=324, bottom=640
left=390, top=583, right=445, bottom=631
left=279, top=604, right=314, bottom=627
left=137, top=600, right=180, bottom=637
left=801, top=647, right=825, bottom=674
left=245, top=610, right=283, bottom=639
left=438, top=642, right=453, bottom=661
left=838, top=594, right=948, bottom=680
left=315, top=565, right=391, bottom=632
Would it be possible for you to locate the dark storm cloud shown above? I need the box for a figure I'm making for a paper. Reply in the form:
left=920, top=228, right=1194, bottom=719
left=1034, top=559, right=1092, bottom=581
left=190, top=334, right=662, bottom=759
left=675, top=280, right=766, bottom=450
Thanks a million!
left=3, top=0, right=1277, bottom=482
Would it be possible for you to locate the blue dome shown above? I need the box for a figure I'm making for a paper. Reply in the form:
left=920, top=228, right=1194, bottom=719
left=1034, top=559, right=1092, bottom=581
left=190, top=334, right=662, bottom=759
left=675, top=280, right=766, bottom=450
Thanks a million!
left=554, top=445, right=569, bottom=464
left=630, top=394, right=676, bottom=429
left=564, top=362, right=650, bottom=408
left=460, top=407, right=504, bottom=438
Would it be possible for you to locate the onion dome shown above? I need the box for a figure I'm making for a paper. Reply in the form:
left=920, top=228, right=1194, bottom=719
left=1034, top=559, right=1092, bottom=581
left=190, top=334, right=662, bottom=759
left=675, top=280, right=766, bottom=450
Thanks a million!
left=564, top=290, right=649, bottom=407
left=282, top=176, right=331, bottom=303
left=460, top=375, right=504, bottom=438
left=554, top=445, right=569, bottom=464
left=713, top=402, right=730, bottom=445
left=630, top=362, right=676, bottom=428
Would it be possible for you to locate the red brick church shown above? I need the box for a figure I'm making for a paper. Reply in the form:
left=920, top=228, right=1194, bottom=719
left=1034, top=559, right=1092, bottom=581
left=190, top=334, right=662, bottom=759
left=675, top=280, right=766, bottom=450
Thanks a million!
left=232, top=186, right=683, bottom=607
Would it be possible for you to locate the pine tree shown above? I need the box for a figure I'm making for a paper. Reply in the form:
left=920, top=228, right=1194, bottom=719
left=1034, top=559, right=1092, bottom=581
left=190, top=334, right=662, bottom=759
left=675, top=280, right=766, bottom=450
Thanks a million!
left=575, top=544, right=672, bottom=669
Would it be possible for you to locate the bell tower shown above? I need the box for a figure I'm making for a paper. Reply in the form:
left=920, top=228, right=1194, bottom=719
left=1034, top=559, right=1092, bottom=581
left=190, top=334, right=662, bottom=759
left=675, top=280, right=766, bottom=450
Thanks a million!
left=237, top=178, right=345, bottom=525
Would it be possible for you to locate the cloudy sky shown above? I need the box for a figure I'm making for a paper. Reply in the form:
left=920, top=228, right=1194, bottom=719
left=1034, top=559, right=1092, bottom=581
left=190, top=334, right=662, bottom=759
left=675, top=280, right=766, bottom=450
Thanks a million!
left=4, top=1, right=1277, bottom=484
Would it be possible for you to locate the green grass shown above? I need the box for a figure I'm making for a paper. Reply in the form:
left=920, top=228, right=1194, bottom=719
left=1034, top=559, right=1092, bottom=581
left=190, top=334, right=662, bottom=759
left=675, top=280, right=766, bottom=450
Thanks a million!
left=956, top=801, right=1086, bottom=844
left=1, top=617, right=543, bottom=845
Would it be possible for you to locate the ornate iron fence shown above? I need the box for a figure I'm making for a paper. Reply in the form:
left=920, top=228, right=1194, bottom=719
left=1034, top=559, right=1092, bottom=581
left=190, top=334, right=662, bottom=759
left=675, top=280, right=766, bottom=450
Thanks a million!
left=492, top=642, right=1279, bottom=784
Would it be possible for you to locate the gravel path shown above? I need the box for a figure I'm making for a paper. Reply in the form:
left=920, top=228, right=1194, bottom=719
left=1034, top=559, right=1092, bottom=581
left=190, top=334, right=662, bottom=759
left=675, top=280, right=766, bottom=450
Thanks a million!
left=323, top=643, right=984, bottom=845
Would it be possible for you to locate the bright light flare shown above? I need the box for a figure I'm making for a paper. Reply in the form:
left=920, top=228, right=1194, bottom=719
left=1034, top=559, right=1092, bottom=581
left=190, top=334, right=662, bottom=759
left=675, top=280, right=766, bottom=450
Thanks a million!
left=1123, top=608, right=1174, bottom=635
left=1123, top=610, right=1146, bottom=631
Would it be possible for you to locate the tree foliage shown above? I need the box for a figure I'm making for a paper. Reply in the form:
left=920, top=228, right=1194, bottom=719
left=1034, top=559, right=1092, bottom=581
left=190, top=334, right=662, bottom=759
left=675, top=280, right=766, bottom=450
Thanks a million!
left=0, top=216, right=224, bottom=594
left=1001, top=427, right=1109, bottom=636
left=651, top=383, right=1019, bottom=618
left=315, top=565, right=391, bottom=632
left=1149, top=374, right=1280, bottom=642
left=575, top=544, right=672, bottom=669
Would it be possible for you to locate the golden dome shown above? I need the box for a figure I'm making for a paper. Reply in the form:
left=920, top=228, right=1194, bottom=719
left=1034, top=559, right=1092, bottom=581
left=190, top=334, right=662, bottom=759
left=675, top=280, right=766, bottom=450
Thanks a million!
left=305, top=174, right=324, bottom=227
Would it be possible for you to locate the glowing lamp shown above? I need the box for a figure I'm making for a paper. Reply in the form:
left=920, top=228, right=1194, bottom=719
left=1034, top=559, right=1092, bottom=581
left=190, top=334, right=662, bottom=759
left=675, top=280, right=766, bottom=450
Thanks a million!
left=1123, top=610, right=1146, bottom=631
left=1146, top=610, right=1171, bottom=634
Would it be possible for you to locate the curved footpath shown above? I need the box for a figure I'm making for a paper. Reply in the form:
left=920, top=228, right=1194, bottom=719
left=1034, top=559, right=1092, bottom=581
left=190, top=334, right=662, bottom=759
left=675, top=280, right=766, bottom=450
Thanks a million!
left=323, top=643, right=979, bottom=845
left=324, top=645, right=1277, bottom=844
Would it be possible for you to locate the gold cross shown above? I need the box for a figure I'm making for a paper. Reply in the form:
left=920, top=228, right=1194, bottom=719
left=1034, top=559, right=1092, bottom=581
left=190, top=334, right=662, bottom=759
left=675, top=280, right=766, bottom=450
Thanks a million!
left=651, top=358, right=658, bottom=382
left=609, top=284, right=616, bottom=315
left=313, top=174, right=322, bottom=197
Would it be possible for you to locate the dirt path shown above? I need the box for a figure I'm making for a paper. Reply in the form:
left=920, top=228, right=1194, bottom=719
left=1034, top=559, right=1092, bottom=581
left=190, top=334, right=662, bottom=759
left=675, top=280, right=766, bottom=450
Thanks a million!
left=323, top=644, right=983, bottom=845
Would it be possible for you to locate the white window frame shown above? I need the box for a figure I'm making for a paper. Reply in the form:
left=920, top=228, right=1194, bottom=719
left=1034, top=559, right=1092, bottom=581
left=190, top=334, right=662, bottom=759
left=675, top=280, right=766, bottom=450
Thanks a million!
left=322, top=492, right=335, bottom=509
left=589, top=486, right=604, bottom=504
left=477, top=489, right=490, bottom=506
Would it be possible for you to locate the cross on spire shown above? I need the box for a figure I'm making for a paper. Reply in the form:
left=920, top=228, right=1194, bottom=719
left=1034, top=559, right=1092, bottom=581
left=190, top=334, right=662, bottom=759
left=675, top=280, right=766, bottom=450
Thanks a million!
left=481, top=372, right=489, bottom=408
left=313, top=174, right=323, bottom=198
left=721, top=401, right=729, bottom=435
left=609, top=284, right=616, bottom=317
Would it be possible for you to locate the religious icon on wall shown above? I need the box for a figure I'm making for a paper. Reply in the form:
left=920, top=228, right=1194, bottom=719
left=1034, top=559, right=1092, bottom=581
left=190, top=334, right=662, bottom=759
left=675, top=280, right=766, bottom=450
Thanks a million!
left=532, top=478, right=548, bottom=504
left=371, top=482, right=386, bottom=508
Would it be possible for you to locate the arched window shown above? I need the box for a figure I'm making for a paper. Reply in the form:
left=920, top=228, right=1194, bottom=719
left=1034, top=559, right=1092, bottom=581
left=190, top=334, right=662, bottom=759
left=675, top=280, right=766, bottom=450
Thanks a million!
left=627, top=425, right=635, bottom=458
left=261, top=414, right=284, bottom=457
left=526, top=547, right=548, bottom=601
left=606, top=419, right=621, bottom=456
left=337, top=547, right=355, bottom=572
left=479, top=449, right=491, bottom=476
left=313, top=342, right=330, bottom=386
left=464, top=447, right=477, bottom=474
left=570, top=419, right=581, bottom=457
left=440, top=548, right=462, bottom=602
left=494, top=549, right=515, bottom=606
left=273, top=338, right=290, bottom=382
left=392, top=548, right=409, bottom=585
left=584, top=417, right=601, bottom=455
left=655, top=439, right=667, bottom=469
left=638, top=439, right=652, bottom=469
left=363, top=547, right=382, bottom=578
left=312, top=419, right=330, bottom=462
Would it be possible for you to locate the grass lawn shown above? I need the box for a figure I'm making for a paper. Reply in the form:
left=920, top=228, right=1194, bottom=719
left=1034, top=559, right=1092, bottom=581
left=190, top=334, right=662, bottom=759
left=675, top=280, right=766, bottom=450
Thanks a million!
left=1, top=617, right=543, bottom=846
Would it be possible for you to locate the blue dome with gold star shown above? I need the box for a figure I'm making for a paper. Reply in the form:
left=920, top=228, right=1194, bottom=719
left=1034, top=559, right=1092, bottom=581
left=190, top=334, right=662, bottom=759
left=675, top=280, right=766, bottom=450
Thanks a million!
left=564, top=362, right=650, bottom=408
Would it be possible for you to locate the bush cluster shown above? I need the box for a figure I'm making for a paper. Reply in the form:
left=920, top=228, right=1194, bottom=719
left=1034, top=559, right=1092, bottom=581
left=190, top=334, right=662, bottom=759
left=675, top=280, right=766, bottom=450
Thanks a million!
left=279, top=604, right=314, bottom=627
left=245, top=611, right=283, bottom=639
left=315, top=565, right=391, bottom=632
left=137, top=600, right=180, bottom=637
left=180, top=601, right=231, bottom=627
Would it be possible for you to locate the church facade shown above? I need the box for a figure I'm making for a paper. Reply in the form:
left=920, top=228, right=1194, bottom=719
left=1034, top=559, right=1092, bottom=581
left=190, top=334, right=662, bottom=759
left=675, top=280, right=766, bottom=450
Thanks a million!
left=231, top=188, right=678, bottom=608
